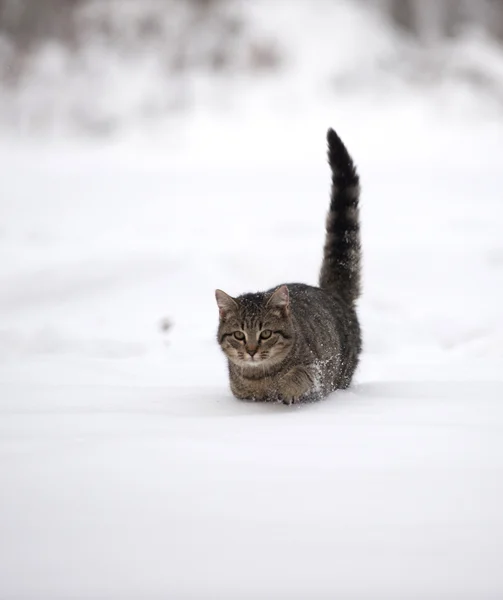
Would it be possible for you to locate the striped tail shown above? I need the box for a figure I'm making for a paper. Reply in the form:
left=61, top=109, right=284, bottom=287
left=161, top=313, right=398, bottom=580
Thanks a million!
left=319, top=128, right=361, bottom=304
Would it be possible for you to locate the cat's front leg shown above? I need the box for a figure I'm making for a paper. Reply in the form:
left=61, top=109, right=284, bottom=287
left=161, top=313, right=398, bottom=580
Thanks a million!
left=230, top=377, right=255, bottom=401
left=278, top=366, right=314, bottom=405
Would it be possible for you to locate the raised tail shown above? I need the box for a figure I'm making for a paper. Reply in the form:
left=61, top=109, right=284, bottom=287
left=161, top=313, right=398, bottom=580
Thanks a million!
left=319, top=128, right=361, bottom=304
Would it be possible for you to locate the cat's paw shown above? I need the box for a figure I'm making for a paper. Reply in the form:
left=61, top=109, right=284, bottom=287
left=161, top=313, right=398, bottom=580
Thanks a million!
left=281, top=395, right=301, bottom=406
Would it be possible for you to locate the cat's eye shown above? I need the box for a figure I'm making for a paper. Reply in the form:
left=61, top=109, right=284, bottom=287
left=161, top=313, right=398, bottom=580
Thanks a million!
left=260, top=329, right=272, bottom=340
left=233, top=331, right=245, bottom=340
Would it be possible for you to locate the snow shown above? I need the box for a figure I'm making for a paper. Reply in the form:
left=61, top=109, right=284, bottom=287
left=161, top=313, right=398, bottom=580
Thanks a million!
left=1, top=116, right=502, bottom=599
left=1, top=1, right=503, bottom=598
left=4, top=0, right=503, bottom=136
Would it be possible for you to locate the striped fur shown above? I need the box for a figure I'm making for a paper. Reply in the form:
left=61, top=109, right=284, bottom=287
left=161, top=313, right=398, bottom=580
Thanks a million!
left=319, top=128, right=361, bottom=304
left=216, top=128, right=362, bottom=404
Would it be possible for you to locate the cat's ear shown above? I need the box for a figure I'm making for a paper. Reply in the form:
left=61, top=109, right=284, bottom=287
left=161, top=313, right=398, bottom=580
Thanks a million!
left=215, top=289, right=238, bottom=318
left=266, top=285, right=290, bottom=316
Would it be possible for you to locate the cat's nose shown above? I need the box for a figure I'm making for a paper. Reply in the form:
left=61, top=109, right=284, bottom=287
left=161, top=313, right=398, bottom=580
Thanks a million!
left=246, top=346, right=258, bottom=357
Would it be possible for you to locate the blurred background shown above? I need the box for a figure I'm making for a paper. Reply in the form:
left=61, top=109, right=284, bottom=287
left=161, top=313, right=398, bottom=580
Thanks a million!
left=1, top=0, right=503, bottom=140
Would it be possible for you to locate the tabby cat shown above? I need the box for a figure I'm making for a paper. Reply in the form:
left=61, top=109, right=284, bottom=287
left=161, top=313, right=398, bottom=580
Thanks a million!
left=216, top=128, right=362, bottom=404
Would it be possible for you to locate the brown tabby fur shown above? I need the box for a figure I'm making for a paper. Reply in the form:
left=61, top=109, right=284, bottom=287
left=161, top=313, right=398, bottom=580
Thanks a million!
left=216, top=128, right=362, bottom=404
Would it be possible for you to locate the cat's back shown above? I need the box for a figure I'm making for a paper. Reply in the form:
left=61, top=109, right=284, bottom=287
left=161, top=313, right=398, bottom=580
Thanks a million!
left=278, top=282, right=360, bottom=351
left=275, top=282, right=350, bottom=319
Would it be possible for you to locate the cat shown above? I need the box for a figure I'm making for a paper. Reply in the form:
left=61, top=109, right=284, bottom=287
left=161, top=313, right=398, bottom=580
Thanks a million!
left=215, top=128, right=362, bottom=404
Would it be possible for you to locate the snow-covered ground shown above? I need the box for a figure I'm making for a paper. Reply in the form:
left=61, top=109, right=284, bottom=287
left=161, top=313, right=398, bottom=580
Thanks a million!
left=1, top=1, right=503, bottom=597
left=1, top=113, right=502, bottom=599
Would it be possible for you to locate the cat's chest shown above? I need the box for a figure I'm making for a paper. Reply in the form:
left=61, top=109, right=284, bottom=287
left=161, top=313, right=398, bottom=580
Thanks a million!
left=230, top=369, right=283, bottom=400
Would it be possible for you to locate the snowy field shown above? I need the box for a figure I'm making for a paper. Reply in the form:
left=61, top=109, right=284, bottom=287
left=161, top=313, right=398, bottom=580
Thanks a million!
left=0, top=113, right=502, bottom=599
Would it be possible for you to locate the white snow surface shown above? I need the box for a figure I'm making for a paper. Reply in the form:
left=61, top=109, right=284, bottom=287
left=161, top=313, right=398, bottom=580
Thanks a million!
left=1, top=113, right=503, bottom=599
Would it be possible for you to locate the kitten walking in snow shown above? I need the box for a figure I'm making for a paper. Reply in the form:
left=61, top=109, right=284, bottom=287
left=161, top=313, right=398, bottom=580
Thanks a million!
left=216, top=128, right=362, bottom=404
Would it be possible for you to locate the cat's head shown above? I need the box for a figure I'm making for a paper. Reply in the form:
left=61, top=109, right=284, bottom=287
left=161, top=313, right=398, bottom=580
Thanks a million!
left=215, top=285, right=294, bottom=369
